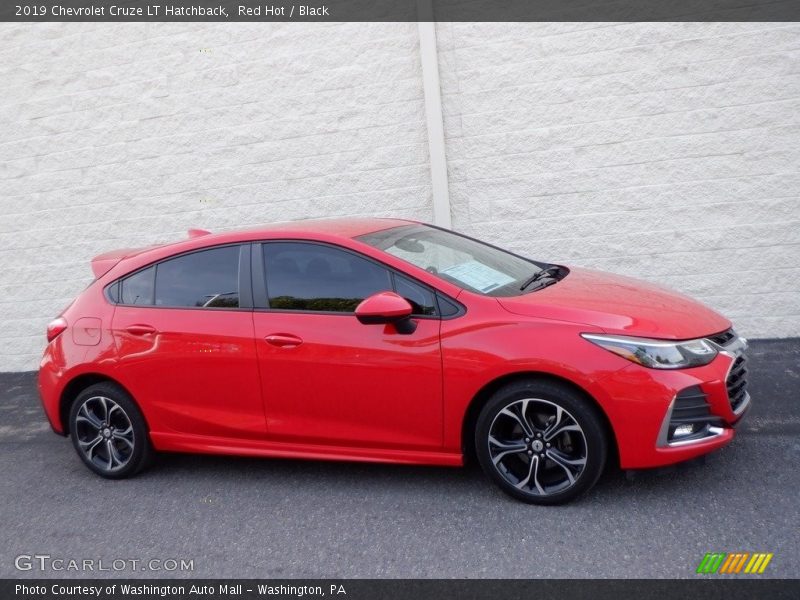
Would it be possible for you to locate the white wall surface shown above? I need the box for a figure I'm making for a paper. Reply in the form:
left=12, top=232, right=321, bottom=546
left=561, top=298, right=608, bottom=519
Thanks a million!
left=1, top=22, right=798, bottom=371
left=437, top=22, right=800, bottom=340
left=0, top=22, right=432, bottom=371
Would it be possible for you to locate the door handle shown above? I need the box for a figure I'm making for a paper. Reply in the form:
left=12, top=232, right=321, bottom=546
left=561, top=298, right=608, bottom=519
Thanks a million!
left=125, top=324, right=158, bottom=336
left=265, top=334, right=303, bottom=348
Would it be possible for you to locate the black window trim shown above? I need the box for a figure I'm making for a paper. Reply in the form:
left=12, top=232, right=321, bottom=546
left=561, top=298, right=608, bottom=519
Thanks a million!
left=103, top=239, right=466, bottom=319
left=252, top=239, right=465, bottom=320
left=106, top=280, right=119, bottom=303
left=104, top=242, right=252, bottom=312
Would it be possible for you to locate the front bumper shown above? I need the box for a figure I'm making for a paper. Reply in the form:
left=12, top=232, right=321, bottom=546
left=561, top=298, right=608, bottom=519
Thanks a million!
left=594, top=334, right=749, bottom=469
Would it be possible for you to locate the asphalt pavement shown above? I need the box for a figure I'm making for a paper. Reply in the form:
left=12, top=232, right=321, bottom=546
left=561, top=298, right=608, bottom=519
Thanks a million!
left=1, top=339, right=798, bottom=579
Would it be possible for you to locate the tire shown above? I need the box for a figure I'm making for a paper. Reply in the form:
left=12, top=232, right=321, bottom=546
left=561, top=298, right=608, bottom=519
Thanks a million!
left=475, top=379, right=607, bottom=505
left=68, top=382, right=153, bottom=479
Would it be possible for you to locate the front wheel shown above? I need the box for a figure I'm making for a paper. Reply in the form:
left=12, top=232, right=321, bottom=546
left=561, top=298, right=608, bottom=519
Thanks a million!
left=68, top=382, right=153, bottom=479
left=475, top=380, right=607, bottom=505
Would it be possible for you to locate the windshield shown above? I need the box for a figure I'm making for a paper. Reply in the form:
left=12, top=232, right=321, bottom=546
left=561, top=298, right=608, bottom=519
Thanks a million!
left=358, top=224, right=548, bottom=297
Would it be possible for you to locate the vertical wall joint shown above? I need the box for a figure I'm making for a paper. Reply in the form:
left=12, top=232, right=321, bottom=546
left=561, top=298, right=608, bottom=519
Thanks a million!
left=417, top=7, right=452, bottom=228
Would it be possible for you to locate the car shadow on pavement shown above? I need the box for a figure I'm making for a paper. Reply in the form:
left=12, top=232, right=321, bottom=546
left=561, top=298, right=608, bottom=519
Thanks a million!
left=141, top=434, right=747, bottom=506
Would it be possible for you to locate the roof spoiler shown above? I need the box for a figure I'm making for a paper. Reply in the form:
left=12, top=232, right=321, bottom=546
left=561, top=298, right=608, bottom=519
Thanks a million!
left=89, top=229, right=212, bottom=278
left=90, top=249, right=140, bottom=278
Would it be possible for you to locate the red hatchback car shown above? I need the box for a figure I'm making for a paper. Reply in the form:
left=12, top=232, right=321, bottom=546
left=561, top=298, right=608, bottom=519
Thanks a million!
left=39, top=218, right=750, bottom=504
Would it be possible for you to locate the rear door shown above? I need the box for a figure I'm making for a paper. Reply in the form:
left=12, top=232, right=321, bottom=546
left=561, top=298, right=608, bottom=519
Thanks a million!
left=251, top=241, right=444, bottom=449
left=110, top=244, right=265, bottom=440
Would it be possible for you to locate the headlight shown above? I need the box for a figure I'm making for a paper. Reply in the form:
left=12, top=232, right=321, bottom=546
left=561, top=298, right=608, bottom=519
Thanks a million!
left=581, top=333, right=717, bottom=369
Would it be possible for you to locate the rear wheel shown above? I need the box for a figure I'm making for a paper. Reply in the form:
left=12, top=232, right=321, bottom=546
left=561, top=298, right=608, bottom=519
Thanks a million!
left=68, top=382, right=153, bottom=479
left=475, top=380, right=607, bottom=504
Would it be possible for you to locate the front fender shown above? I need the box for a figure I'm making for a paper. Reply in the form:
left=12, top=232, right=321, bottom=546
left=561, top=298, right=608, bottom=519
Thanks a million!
left=440, top=316, right=627, bottom=451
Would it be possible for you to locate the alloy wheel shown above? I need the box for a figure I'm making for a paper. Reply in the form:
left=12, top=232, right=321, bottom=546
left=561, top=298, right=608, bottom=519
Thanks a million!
left=73, top=396, right=135, bottom=472
left=488, top=397, right=588, bottom=497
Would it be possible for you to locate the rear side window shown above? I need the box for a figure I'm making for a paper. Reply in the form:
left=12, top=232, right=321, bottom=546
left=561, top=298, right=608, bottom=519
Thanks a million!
left=120, top=266, right=154, bottom=305
left=263, top=242, right=392, bottom=312
left=155, top=246, right=240, bottom=308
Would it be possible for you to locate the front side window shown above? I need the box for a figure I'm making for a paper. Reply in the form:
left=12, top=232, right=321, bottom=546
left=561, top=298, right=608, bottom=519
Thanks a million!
left=358, top=224, right=545, bottom=297
left=263, top=243, right=393, bottom=312
left=394, top=274, right=437, bottom=316
left=154, top=246, right=240, bottom=308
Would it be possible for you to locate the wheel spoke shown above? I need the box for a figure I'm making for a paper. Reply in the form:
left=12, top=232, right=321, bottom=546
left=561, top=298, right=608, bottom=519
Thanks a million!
left=499, top=400, right=535, bottom=437
left=78, top=404, right=103, bottom=430
left=107, top=403, right=120, bottom=422
left=515, top=455, right=535, bottom=489
left=112, top=431, right=134, bottom=449
left=488, top=435, right=527, bottom=465
left=113, top=440, right=128, bottom=465
left=544, top=423, right=581, bottom=442
left=113, top=425, right=133, bottom=437
left=98, top=397, right=109, bottom=423
left=516, top=455, right=545, bottom=495
left=79, top=435, right=102, bottom=451
left=105, top=439, right=130, bottom=469
left=84, top=436, right=103, bottom=461
left=543, top=407, right=581, bottom=441
left=546, top=448, right=586, bottom=467
left=546, top=448, right=585, bottom=484
left=531, top=456, right=545, bottom=495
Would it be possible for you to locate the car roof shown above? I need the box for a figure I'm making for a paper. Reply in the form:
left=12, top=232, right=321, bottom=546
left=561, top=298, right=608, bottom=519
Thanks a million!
left=181, top=217, right=418, bottom=251
left=235, top=217, right=416, bottom=238
left=95, top=217, right=420, bottom=278
left=148, top=217, right=415, bottom=255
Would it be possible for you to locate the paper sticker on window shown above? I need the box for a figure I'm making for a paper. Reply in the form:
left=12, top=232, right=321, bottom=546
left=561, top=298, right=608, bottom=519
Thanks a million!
left=440, top=260, right=516, bottom=293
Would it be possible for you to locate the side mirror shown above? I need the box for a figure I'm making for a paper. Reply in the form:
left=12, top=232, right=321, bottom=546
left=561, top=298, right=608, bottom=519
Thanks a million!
left=355, top=292, right=416, bottom=333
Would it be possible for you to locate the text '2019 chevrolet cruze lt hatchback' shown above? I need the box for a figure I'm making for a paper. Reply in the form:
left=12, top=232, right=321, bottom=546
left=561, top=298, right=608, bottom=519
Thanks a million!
left=39, top=218, right=750, bottom=504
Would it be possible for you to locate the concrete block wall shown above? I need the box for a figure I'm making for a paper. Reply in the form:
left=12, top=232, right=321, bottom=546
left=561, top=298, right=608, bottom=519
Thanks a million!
left=1, top=21, right=798, bottom=371
left=0, top=22, right=431, bottom=371
left=437, top=22, right=800, bottom=339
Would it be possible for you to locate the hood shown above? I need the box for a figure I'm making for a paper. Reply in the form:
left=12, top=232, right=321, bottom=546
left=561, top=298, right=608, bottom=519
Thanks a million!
left=497, top=266, right=731, bottom=340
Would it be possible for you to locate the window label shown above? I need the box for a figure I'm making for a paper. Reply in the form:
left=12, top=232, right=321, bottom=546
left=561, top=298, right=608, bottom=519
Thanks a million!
left=440, top=260, right=515, bottom=293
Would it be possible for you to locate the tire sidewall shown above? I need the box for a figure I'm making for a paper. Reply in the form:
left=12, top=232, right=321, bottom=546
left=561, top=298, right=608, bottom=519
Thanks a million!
left=475, top=380, right=608, bottom=505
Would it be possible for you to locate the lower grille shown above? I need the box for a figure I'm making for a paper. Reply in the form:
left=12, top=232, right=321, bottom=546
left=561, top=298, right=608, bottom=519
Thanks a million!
left=666, top=386, right=722, bottom=444
left=727, top=356, right=748, bottom=412
left=671, top=386, right=712, bottom=421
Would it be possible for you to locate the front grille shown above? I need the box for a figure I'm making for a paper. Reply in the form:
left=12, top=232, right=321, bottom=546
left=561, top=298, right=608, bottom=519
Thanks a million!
left=708, top=328, right=735, bottom=346
left=727, top=355, right=748, bottom=412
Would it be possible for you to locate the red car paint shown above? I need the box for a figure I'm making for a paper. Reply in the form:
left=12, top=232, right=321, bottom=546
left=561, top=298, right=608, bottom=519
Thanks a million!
left=38, top=218, right=746, bottom=471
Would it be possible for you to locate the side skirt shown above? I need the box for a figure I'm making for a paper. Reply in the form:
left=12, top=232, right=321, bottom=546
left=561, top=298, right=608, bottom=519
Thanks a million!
left=150, top=432, right=464, bottom=467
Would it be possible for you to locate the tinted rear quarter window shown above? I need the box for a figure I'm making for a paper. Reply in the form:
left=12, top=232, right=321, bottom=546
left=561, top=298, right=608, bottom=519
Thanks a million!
left=155, top=246, right=241, bottom=308
left=120, top=266, right=155, bottom=305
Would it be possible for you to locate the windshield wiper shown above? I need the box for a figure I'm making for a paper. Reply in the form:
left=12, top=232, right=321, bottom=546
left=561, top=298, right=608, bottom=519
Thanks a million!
left=520, top=265, right=562, bottom=291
